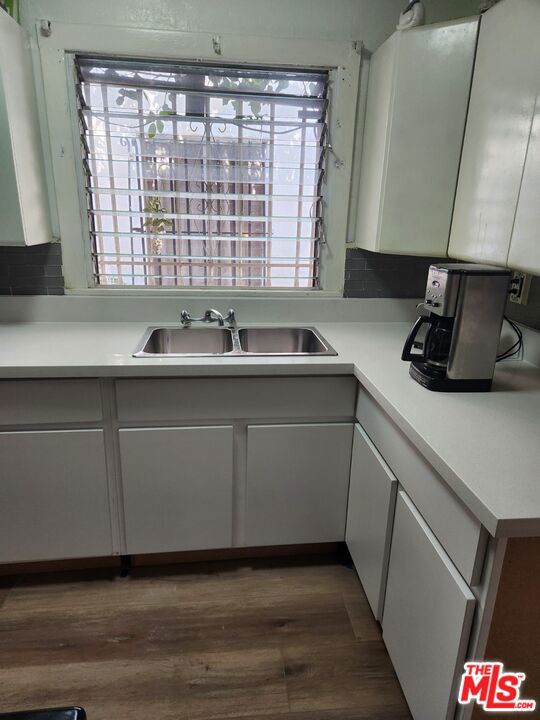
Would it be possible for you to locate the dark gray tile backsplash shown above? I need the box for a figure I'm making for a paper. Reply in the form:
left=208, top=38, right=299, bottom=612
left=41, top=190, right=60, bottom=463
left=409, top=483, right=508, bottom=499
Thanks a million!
left=0, top=242, right=538, bottom=331
left=0, top=243, right=64, bottom=295
left=344, top=248, right=444, bottom=299
left=344, top=248, right=540, bottom=331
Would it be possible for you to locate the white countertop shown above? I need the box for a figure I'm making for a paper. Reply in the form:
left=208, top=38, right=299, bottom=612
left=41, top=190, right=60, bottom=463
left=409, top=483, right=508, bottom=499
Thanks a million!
left=0, top=319, right=539, bottom=538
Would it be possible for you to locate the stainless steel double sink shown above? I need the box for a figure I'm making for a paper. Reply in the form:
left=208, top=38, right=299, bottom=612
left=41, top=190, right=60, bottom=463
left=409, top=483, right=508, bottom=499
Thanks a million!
left=133, top=326, right=337, bottom=357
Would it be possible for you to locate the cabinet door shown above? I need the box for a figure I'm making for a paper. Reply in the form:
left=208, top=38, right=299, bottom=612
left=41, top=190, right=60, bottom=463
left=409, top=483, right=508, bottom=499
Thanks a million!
left=383, top=491, right=475, bottom=720
left=246, top=423, right=353, bottom=546
left=356, top=19, right=477, bottom=256
left=119, top=426, right=233, bottom=554
left=0, top=430, right=112, bottom=563
left=345, top=424, right=397, bottom=620
left=508, top=96, right=540, bottom=275
left=355, top=34, right=396, bottom=253
left=0, top=10, right=51, bottom=246
left=450, top=0, right=540, bottom=265
left=380, top=18, right=477, bottom=256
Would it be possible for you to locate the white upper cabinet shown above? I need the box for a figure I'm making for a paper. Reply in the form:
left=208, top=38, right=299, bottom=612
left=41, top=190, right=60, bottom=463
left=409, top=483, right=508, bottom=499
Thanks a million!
left=449, top=0, right=540, bottom=273
left=508, top=96, right=540, bottom=274
left=0, top=10, right=51, bottom=246
left=355, top=18, right=478, bottom=256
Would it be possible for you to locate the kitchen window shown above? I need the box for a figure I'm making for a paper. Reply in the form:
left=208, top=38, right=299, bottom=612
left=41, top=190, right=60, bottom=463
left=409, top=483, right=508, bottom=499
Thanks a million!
left=75, top=56, right=328, bottom=289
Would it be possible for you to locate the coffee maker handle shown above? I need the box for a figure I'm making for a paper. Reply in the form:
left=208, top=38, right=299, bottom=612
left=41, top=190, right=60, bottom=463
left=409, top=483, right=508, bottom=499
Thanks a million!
left=401, top=315, right=435, bottom=362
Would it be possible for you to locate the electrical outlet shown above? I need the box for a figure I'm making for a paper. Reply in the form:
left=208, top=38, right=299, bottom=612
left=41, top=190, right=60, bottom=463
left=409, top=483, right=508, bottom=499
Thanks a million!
left=509, top=271, right=532, bottom=305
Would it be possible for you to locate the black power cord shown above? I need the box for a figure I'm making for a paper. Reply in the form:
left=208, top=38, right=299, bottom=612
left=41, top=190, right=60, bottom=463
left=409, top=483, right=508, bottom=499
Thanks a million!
left=496, top=316, right=523, bottom=362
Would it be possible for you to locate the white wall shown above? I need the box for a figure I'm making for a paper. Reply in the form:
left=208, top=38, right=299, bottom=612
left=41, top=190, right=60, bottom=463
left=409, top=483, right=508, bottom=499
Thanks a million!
left=21, top=0, right=479, bottom=52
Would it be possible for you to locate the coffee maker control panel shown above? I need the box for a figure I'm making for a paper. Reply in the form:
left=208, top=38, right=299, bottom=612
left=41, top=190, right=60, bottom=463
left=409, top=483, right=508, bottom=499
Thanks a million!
left=424, top=266, right=460, bottom=317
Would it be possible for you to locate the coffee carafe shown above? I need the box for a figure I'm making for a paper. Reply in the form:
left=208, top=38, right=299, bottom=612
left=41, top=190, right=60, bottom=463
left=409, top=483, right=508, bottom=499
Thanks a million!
left=401, top=264, right=511, bottom=391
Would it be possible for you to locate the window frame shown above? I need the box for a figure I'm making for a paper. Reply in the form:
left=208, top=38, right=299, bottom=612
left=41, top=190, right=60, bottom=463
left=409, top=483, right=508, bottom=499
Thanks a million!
left=37, top=22, right=361, bottom=296
left=77, top=57, right=328, bottom=290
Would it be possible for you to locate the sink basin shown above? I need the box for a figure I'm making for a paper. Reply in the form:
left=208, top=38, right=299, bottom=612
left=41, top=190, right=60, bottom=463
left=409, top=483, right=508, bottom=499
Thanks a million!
left=133, top=325, right=336, bottom=357
left=238, top=327, right=335, bottom=355
left=134, top=327, right=234, bottom=357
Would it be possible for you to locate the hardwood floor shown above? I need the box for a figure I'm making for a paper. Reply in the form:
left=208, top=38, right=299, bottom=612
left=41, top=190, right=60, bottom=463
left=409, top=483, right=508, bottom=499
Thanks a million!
left=0, top=556, right=411, bottom=720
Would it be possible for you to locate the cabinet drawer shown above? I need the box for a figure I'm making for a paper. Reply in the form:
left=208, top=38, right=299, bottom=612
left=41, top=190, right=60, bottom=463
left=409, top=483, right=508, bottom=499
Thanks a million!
left=356, top=388, right=486, bottom=585
left=116, top=376, right=356, bottom=423
left=346, top=424, right=397, bottom=620
left=383, top=491, right=475, bottom=720
left=0, top=380, right=102, bottom=425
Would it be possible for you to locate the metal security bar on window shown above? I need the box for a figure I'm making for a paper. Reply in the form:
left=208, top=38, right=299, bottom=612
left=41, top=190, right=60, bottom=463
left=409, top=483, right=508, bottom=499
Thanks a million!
left=75, top=56, right=328, bottom=288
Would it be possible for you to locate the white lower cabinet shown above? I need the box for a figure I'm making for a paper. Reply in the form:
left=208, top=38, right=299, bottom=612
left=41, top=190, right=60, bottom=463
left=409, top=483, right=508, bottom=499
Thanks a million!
left=119, top=426, right=233, bottom=554
left=0, top=430, right=112, bottom=563
left=345, top=424, right=397, bottom=620
left=245, top=423, right=353, bottom=546
left=383, top=491, right=476, bottom=720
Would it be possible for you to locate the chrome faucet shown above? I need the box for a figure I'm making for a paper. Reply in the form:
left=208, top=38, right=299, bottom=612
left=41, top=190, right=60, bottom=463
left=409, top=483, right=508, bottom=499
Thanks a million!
left=204, top=308, right=225, bottom=326
left=180, top=308, right=236, bottom=328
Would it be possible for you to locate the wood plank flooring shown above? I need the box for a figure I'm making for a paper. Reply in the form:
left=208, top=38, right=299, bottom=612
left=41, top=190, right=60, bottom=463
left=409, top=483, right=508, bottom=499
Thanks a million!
left=0, top=556, right=411, bottom=720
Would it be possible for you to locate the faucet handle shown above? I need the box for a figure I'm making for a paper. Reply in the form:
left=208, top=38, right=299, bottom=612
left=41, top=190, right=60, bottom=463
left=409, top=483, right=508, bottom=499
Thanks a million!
left=225, top=308, right=236, bottom=327
left=180, top=310, right=192, bottom=326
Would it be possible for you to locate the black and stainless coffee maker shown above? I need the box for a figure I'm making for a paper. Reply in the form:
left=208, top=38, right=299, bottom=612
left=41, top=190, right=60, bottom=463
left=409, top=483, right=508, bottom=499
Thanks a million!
left=402, top=263, right=511, bottom=391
